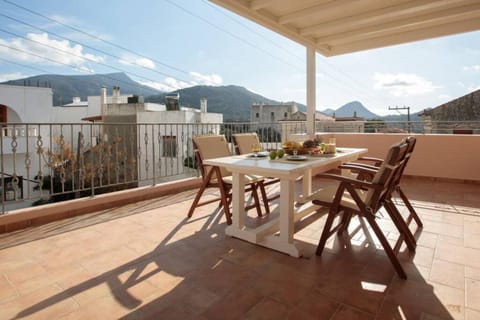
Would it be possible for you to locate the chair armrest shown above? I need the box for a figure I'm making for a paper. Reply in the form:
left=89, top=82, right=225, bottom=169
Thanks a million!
left=339, top=164, right=378, bottom=175
left=317, top=172, right=378, bottom=189
left=357, top=156, right=383, bottom=166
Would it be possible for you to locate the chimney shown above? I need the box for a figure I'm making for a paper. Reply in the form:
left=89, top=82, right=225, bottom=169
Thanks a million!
left=112, top=86, right=120, bottom=104
left=100, top=86, right=107, bottom=116
left=200, top=97, right=207, bottom=113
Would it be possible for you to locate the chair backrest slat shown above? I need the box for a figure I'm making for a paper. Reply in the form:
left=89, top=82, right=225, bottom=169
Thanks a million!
left=232, top=133, right=259, bottom=155
left=193, top=135, right=231, bottom=178
left=364, top=140, right=409, bottom=211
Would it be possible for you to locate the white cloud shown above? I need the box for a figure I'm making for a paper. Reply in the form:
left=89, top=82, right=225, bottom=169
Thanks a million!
left=189, top=72, right=222, bottom=85
left=0, top=72, right=30, bottom=82
left=437, top=94, right=451, bottom=101
left=139, top=72, right=223, bottom=92
left=463, top=65, right=480, bottom=72
left=118, top=55, right=156, bottom=69
left=373, top=72, right=439, bottom=97
left=139, top=77, right=192, bottom=92
left=0, top=32, right=103, bottom=70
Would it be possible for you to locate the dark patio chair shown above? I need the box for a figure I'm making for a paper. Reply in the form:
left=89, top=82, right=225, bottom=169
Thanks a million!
left=341, top=136, right=422, bottom=246
left=311, top=140, right=410, bottom=279
left=187, top=135, right=265, bottom=225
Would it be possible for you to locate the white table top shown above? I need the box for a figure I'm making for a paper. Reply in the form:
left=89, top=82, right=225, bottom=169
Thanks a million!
left=204, top=147, right=368, bottom=178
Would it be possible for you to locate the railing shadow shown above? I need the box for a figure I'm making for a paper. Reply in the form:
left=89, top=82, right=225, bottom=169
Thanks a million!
left=12, top=202, right=228, bottom=319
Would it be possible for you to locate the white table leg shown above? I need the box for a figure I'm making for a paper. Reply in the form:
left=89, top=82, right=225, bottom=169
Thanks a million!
left=279, top=178, right=295, bottom=247
left=302, top=168, right=312, bottom=197
left=226, top=172, right=245, bottom=236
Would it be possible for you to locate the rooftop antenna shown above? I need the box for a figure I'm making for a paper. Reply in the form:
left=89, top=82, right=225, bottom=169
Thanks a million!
left=388, top=105, right=410, bottom=133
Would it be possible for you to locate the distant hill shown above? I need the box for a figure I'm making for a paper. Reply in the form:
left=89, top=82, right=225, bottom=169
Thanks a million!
left=146, top=85, right=306, bottom=122
left=1, top=72, right=163, bottom=106
left=322, top=101, right=379, bottom=119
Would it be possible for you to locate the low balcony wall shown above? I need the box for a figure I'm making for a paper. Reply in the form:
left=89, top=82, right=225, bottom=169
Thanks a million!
left=320, top=133, right=480, bottom=182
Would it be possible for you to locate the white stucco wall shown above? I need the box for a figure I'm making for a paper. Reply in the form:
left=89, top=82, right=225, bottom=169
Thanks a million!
left=0, top=85, right=53, bottom=123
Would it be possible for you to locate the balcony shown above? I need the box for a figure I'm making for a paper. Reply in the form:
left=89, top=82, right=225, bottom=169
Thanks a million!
left=0, top=174, right=479, bottom=319
left=0, top=121, right=479, bottom=318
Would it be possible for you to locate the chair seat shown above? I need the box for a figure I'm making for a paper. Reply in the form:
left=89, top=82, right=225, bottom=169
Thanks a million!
left=311, top=183, right=367, bottom=212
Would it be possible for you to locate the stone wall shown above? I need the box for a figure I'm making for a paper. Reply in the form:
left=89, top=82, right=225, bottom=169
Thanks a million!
left=432, top=89, right=480, bottom=121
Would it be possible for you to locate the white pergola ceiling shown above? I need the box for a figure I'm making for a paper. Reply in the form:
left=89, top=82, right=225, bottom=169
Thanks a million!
left=209, top=0, right=480, bottom=56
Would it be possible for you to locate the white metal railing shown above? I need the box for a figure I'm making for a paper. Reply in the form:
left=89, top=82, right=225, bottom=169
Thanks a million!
left=1, top=120, right=479, bottom=213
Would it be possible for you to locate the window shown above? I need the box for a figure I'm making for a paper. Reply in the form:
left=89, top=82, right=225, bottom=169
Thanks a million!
left=162, top=136, right=177, bottom=157
left=0, top=105, right=6, bottom=123
left=284, top=112, right=288, bottom=118
left=270, top=112, right=274, bottom=121
left=1, top=105, right=7, bottom=136
left=255, top=112, right=259, bottom=118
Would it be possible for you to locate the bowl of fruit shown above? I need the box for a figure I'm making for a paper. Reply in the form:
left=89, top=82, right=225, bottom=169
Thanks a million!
left=282, top=140, right=317, bottom=155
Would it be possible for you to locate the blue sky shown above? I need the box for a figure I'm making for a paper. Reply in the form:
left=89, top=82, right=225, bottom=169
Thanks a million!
left=0, top=0, right=479, bottom=116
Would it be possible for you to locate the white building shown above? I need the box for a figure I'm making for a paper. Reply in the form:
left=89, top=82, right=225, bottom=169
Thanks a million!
left=1, top=84, right=222, bottom=204
left=251, top=102, right=298, bottom=124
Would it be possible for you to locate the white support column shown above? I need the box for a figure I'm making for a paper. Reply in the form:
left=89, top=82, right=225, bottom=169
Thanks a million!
left=306, top=46, right=316, bottom=138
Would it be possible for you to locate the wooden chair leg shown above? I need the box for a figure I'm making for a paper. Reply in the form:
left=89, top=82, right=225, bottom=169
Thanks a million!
left=215, top=167, right=232, bottom=225
left=187, top=168, right=215, bottom=218
left=338, top=211, right=353, bottom=234
left=250, top=183, right=263, bottom=217
left=397, top=187, right=423, bottom=228
left=257, top=181, right=270, bottom=214
left=385, top=201, right=416, bottom=252
left=316, top=209, right=338, bottom=256
left=364, top=214, right=407, bottom=279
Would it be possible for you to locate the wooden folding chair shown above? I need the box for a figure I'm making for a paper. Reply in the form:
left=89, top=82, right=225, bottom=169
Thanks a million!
left=232, top=132, right=280, bottom=213
left=341, top=137, right=422, bottom=243
left=311, top=140, right=411, bottom=279
left=187, top=135, right=264, bottom=225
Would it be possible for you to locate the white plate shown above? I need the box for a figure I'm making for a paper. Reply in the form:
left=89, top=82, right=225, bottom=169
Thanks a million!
left=286, top=155, right=307, bottom=161
left=248, top=152, right=268, bottom=158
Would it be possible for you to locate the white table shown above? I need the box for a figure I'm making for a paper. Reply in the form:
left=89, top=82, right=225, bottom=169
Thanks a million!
left=204, top=147, right=368, bottom=257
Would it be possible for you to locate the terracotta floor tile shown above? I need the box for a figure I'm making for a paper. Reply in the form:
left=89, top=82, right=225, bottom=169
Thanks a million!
left=0, top=274, right=17, bottom=303
left=287, top=290, right=339, bottom=320
left=465, top=266, right=480, bottom=281
left=429, top=259, right=465, bottom=290
left=465, top=307, right=480, bottom=320
left=465, top=279, right=480, bottom=311
left=243, top=297, right=289, bottom=320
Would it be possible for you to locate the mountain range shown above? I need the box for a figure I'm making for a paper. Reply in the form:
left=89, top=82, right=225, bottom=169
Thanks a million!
left=1, top=72, right=415, bottom=121
left=1, top=72, right=160, bottom=106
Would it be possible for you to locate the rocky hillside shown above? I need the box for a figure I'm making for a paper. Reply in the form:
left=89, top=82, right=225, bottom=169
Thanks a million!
left=428, top=89, right=480, bottom=120
left=1, top=73, right=162, bottom=106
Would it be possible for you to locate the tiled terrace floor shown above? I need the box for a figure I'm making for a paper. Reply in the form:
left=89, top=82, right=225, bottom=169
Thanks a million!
left=0, top=177, right=480, bottom=319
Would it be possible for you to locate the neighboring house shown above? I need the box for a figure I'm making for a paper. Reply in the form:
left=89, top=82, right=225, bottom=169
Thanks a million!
left=326, top=112, right=366, bottom=133
left=1, top=84, right=54, bottom=204
left=95, top=89, right=223, bottom=184
left=251, top=103, right=298, bottom=124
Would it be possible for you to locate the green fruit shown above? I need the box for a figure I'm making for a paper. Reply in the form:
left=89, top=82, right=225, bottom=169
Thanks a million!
left=277, top=149, right=285, bottom=158
left=269, top=150, right=277, bottom=160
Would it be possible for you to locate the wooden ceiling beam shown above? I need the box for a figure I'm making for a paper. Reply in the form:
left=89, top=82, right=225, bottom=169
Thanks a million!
left=321, top=18, right=480, bottom=56
left=316, top=4, right=480, bottom=46
left=300, top=0, right=467, bottom=37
